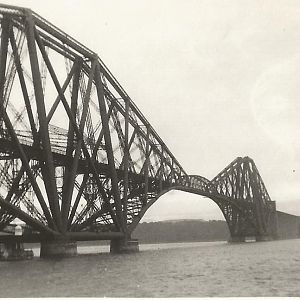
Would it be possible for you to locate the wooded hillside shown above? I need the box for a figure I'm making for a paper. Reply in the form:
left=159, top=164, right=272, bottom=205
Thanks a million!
left=132, top=219, right=230, bottom=243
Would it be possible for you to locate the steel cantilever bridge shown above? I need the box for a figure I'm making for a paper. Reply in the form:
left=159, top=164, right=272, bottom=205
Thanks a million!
left=0, top=4, right=277, bottom=254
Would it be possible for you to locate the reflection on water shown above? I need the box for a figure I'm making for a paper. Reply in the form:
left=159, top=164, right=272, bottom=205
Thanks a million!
left=1, top=239, right=300, bottom=297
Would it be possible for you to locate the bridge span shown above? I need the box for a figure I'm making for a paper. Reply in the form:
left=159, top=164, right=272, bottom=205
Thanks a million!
left=0, top=4, right=293, bottom=258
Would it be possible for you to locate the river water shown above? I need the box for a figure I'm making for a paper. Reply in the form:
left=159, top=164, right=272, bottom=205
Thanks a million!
left=0, top=239, right=300, bottom=297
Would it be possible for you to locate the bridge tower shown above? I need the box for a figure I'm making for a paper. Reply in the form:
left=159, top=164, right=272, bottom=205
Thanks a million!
left=208, top=157, right=278, bottom=241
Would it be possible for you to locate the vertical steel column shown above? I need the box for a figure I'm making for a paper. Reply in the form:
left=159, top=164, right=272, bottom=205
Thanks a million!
left=61, top=60, right=95, bottom=231
left=25, top=12, right=62, bottom=231
left=94, top=62, right=124, bottom=231
left=0, top=16, right=9, bottom=111
left=249, top=166, right=265, bottom=236
left=67, top=173, right=88, bottom=227
left=61, top=59, right=81, bottom=230
left=9, top=29, right=37, bottom=138
left=143, top=124, right=150, bottom=205
left=123, top=99, right=130, bottom=228
left=252, top=163, right=267, bottom=233
left=232, top=165, right=241, bottom=231
left=159, top=148, right=164, bottom=191
left=170, top=159, right=174, bottom=183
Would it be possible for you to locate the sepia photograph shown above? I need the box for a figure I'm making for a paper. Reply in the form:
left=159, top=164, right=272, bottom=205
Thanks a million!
left=0, top=0, right=299, bottom=298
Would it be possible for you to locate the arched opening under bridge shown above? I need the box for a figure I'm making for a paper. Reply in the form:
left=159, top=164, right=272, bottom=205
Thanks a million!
left=141, top=190, right=225, bottom=222
left=132, top=190, right=230, bottom=244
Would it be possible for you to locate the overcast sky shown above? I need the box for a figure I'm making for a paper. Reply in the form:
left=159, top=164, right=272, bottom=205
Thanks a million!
left=2, top=0, right=300, bottom=221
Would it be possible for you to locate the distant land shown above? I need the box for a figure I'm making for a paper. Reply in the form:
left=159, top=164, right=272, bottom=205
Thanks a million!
left=132, top=219, right=230, bottom=244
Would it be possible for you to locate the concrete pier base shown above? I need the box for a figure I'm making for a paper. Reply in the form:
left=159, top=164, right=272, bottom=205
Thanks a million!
left=110, top=239, right=139, bottom=253
left=0, top=242, right=33, bottom=261
left=40, top=240, right=77, bottom=258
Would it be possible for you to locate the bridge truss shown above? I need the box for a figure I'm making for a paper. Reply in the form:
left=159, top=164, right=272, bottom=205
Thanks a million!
left=0, top=4, right=277, bottom=244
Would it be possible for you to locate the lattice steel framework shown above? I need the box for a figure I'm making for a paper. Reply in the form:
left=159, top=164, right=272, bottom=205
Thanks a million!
left=0, top=5, right=277, bottom=242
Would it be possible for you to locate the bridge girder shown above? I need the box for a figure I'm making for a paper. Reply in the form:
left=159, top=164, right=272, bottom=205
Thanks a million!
left=0, top=4, right=277, bottom=243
